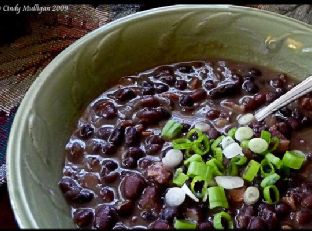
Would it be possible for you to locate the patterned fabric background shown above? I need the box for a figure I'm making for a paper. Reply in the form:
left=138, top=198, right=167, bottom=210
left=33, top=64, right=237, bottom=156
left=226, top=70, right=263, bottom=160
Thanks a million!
left=1, top=4, right=312, bottom=186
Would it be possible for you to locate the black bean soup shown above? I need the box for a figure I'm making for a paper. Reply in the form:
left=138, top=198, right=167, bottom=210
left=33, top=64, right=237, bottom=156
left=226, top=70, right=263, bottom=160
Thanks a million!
left=59, top=60, right=312, bottom=229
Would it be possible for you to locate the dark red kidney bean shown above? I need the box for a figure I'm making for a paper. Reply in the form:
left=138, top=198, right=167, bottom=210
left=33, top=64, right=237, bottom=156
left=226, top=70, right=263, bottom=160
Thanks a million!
left=178, top=65, right=193, bottom=73
left=122, top=157, right=137, bottom=169
left=258, top=204, right=278, bottom=229
left=206, top=109, right=220, bottom=120
left=139, top=96, right=160, bottom=107
left=302, top=195, right=312, bottom=209
left=100, top=187, right=115, bottom=202
left=146, top=162, right=172, bottom=185
left=189, top=78, right=202, bottom=89
left=204, top=80, right=215, bottom=90
left=59, top=177, right=80, bottom=194
left=191, top=89, right=207, bottom=102
left=247, top=217, right=267, bottom=229
left=78, top=124, right=94, bottom=139
left=108, top=127, right=124, bottom=146
left=254, top=92, right=266, bottom=105
left=139, top=186, right=161, bottom=210
left=154, top=83, right=169, bottom=93
left=207, top=127, right=220, bottom=139
left=114, top=88, right=136, bottom=102
left=160, top=207, right=178, bottom=222
left=248, top=68, right=262, bottom=77
left=102, top=171, right=120, bottom=184
left=125, top=126, right=140, bottom=146
left=242, top=80, right=259, bottom=93
left=179, top=95, right=194, bottom=107
left=94, top=101, right=118, bottom=119
left=198, top=222, right=213, bottom=230
left=175, top=80, right=187, bottom=90
left=150, top=220, right=170, bottom=229
left=242, top=97, right=257, bottom=112
left=266, top=92, right=278, bottom=102
left=97, top=127, right=113, bottom=139
left=300, top=97, right=312, bottom=111
left=71, top=189, right=94, bottom=204
left=94, top=205, right=117, bottom=230
left=116, top=200, right=135, bottom=217
left=295, top=209, right=312, bottom=225
left=138, top=157, right=154, bottom=170
left=66, top=142, right=84, bottom=163
left=136, top=107, right=171, bottom=125
left=160, top=75, right=176, bottom=86
left=275, top=203, right=291, bottom=217
left=120, top=173, right=146, bottom=200
left=73, top=209, right=94, bottom=228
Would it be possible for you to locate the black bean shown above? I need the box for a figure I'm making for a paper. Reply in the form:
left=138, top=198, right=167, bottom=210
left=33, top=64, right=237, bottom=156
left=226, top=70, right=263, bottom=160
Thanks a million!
left=178, top=65, right=193, bottom=73
left=66, top=142, right=84, bottom=163
left=204, top=80, right=215, bottom=90
left=138, top=157, right=154, bottom=170
left=136, top=107, right=171, bottom=125
left=242, top=80, right=259, bottom=93
left=198, top=222, right=213, bottom=230
left=206, top=109, right=220, bottom=120
left=120, top=173, right=146, bottom=200
left=302, top=195, right=312, bottom=209
left=125, top=147, right=145, bottom=160
left=242, top=97, right=258, bottom=112
left=143, top=87, right=155, bottom=95
left=139, top=186, right=161, bottom=210
left=122, top=157, right=137, bottom=169
left=154, top=83, right=169, bottom=93
left=179, top=95, right=194, bottom=107
left=125, top=126, right=140, bottom=146
left=97, top=127, right=113, bottom=139
left=101, top=142, right=116, bottom=156
left=207, top=127, right=220, bottom=139
left=139, top=96, right=160, bottom=107
left=114, top=88, right=136, bottom=102
left=160, top=207, right=178, bottom=222
left=236, top=215, right=251, bottom=229
left=79, top=124, right=94, bottom=139
left=73, top=209, right=94, bottom=228
left=191, top=89, right=207, bottom=102
left=100, top=187, right=115, bottom=202
left=94, top=205, right=117, bottom=230
left=141, top=210, right=158, bottom=221
left=146, top=162, right=172, bottom=185
left=72, top=189, right=94, bottom=204
left=270, top=78, right=284, bottom=88
left=160, top=75, right=176, bottom=86
left=247, top=217, right=266, bottom=229
left=254, top=92, right=266, bottom=105
left=102, top=160, right=118, bottom=171
left=209, top=82, right=240, bottom=98
left=102, top=172, right=120, bottom=184
left=150, top=220, right=170, bottom=229
left=175, top=80, right=187, bottom=90
left=145, top=135, right=164, bottom=155
left=142, top=81, right=154, bottom=88
left=266, top=92, right=278, bottom=102
left=108, top=127, right=124, bottom=146
left=258, top=204, right=278, bottom=229
left=116, top=200, right=135, bottom=217
left=59, top=177, right=80, bottom=194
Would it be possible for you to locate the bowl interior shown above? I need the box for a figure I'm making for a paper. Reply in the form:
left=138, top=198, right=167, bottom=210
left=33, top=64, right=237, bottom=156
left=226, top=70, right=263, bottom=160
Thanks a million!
left=7, top=4, right=312, bottom=228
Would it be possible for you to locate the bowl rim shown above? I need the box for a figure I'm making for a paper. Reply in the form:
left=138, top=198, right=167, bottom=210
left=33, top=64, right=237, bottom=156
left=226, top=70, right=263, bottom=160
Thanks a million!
left=6, top=4, right=312, bottom=228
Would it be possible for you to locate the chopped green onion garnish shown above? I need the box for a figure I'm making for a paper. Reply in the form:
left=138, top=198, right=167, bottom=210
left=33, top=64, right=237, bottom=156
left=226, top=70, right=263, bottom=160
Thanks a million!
left=184, top=154, right=203, bottom=166
left=240, top=140, right=249, bottom=149
left=191, top=176, right=208, bottom=198
left=213, top=147, right=223, bottom=162
left=192, top=135, right=210, bottom=155
left=206, top=158, right=224, bottom=176
left=172, top=138, right=192, bottom=150
left=174, top=219, right=197, bottom=229
left=227, top=127, right=237, bottom=138
left=242, top=160, right=260, bottom=182
left=227, top=162, right=239, bottom=176
left=265, top=153, right=282, bottom=169
left=187, top=161, right=209, bottom=178
left=261, top=130, right=271, bottom=144
left=260, top=173, right=280, bottom=188
left=161, top=120, right=183, bottom=140
left=208, top=186, right=229, bottom=209
left=187, top=128, right=204, bottom=142
left=231, top=155, right=248, bottom=166
left=282, top=150, right=305, bottom=169
left=248, top=138, right=269, bottom=154
left=260, top=159, right=275, bottom=177
left=263, top=185, right=280, bottom=204
left=268, top=136, right=280, bottom=152
left=212, top=135, right=225, bottom=150
left=173, top=168, right=189, bottom=187
left=213, top=211, right=234, bottom=229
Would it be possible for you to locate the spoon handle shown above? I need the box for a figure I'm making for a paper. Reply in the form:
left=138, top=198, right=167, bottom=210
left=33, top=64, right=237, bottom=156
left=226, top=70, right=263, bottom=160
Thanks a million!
left=255, top=75, right=312, bottom=121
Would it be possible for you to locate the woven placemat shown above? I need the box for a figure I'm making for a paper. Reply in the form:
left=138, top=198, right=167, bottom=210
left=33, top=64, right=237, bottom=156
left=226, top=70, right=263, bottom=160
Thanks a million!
left=1, top=4, right=312, bottom=186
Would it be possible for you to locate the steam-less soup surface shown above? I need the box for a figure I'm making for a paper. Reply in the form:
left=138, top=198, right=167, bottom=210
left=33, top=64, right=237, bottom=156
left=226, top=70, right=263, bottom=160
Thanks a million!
left=59, top=60, right=312, bottom=229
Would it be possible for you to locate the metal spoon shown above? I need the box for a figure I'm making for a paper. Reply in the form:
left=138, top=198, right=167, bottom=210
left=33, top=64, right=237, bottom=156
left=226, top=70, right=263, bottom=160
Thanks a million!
left=255, top=75, right=312, bottom=121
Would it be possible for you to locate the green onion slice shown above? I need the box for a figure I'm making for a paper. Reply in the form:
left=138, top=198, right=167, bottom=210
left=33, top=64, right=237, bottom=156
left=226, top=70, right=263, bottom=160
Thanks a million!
left=263, top=185, right=280, bottom=204
left=174, top=219, right=197, bottom=229
left=227, top=162, right=239, bottom=176
left=208, top=186, right=229, bottom=209
left=187, top=161, right=208, bottom=179
left=191, top=176, right=208, bottom=198
left=184, top=154, right=203, bottom=166
left=260, top=159, right=275, bottom=177
left=213, top=211, right=234, bottom=229
left=231, top=155, right=248, bottom=166
left=192, top=135, right=210, bottom=155
left=227, top=127, right=237, bottom=138
left=242, top=160, right=260, bottom=182
left=261, top=130, right=271, bottom=144
left=268, top=136, right=280, bottom=152
left=213, top=147, right=223, bottom=162
left=212, top=135, right=225, bottom=150
left=161, top=120, right=183, bottom=140
left=206, top=158, right=224, bottom=176
left=187, top=128, right=204, bottom=142
left=260, top=173, right=280, bottom=188
left=265, top=153, right=282, bottom=169
left=282, top=150, right=305, bottom=169
left=173, top=168, right=189, bottom=187
left=240, top=140, right=250, bottom=149
left=172, top=138, right=192, bottom=150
